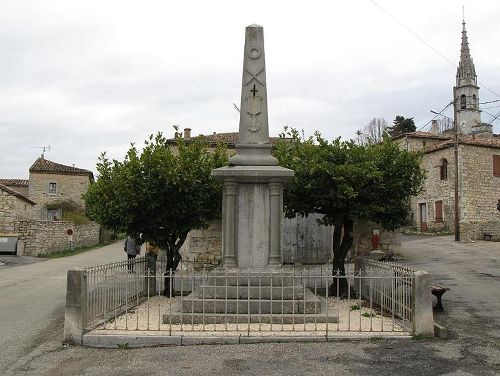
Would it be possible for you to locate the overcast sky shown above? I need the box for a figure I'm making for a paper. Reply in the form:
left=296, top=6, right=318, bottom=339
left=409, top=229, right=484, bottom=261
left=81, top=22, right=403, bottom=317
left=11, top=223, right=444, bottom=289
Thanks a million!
left=1, top=0, right=500, bottom=178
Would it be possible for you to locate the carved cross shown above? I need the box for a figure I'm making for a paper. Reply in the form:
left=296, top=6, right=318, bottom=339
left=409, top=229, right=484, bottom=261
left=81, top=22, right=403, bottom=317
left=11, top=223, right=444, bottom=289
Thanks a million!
left=251, top=84, right=258, bottom=97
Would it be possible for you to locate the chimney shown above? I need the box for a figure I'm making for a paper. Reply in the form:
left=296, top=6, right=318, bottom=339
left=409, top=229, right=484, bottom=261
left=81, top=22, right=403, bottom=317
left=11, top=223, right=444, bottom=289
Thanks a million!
left=431, top=120, right=439, bottom=135
left=184, top=128, right=191, bottom=140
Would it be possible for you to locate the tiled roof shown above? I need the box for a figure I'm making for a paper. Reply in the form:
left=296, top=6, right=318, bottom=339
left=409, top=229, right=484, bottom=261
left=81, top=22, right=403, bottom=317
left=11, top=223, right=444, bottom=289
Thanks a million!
left=424, top=135, right=500, bottom=153
left=0, top=184, right=36, bottom=205
left=0, top=179, right=29, bottom=187
left=392, top=131, right=451, bottom=141
left=167, top=132, right=287, bottom=147
left=29, top=158, right=94, bottom=179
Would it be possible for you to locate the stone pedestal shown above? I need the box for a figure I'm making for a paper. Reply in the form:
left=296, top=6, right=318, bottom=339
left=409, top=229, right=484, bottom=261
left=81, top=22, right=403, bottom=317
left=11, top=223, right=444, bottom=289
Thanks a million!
left=212, top=166, right=293, bottom=269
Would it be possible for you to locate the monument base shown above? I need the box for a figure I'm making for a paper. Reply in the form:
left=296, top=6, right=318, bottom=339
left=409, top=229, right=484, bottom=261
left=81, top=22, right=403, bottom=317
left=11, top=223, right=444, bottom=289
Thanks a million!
left=166, top=271, right=338, bottom=323
left=212, top=165, right=294, bottom=269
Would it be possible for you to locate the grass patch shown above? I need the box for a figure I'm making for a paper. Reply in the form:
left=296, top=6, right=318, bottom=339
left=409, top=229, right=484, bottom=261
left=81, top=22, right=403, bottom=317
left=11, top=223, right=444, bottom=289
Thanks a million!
left=411, top=333, right=433, bottom=340
left=117, top=343, right=129, bottom=350
left=362, top=312, right=376, bottom=318
left=40, top=240, right=121, bottom=259
left=350, top=303, right=360, bottom=311
left=369, top=336, right=384, bottom=341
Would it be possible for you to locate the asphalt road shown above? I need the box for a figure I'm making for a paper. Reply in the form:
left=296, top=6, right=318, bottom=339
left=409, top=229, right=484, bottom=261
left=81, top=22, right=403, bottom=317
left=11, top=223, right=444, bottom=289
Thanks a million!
left=1, top=235, right=499, bottom=375
left=0, top=241, right=124, bottom=374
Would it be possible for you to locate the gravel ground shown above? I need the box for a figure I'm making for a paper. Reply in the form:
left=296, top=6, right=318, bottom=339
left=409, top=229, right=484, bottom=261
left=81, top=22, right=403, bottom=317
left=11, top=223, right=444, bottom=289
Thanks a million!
left=94, top=297, right=407, bottom=336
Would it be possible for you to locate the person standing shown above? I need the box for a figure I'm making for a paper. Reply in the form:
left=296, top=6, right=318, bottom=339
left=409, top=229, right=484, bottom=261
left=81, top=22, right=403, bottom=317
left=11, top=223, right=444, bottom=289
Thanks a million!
left=124, top=236, right=141, bottom=272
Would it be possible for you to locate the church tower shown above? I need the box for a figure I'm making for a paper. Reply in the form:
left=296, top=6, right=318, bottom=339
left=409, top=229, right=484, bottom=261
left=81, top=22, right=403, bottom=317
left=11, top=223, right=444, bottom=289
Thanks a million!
left=453, top=20, right=492, bottom=136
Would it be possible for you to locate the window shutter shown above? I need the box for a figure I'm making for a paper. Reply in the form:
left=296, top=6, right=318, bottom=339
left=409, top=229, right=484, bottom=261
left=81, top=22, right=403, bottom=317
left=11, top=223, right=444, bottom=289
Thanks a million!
left=435, top=201, right=443, bottom=222
left=494, top=155, right=500, bottom=177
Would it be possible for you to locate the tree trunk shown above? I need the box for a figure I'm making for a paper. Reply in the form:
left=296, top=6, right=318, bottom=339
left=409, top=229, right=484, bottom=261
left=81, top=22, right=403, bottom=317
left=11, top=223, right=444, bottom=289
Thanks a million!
left=163, top=233, right=187, bottom=297
left=329, top=216, right=354, bottom=297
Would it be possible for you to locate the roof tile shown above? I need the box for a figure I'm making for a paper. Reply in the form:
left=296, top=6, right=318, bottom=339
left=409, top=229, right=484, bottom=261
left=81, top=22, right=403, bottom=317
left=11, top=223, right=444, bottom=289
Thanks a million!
left=29, top=158, right=94, bottom=179
left=0, top=179, right=29, bottom=187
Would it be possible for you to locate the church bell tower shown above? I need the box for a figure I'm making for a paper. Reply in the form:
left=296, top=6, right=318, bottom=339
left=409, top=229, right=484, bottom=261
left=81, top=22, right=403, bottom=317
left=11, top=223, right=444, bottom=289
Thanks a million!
left=453, top=20, right=492, bottom=136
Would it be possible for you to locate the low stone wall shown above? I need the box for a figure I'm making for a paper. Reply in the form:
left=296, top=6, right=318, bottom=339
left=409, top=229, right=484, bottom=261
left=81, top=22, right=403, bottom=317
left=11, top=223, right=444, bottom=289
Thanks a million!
left=14, top=219, right=36, bottom=255
left=32, top=220, right=100, bottom=256
left=461, top=220, right=500, bottom=241
left=178, top=218, right=401, bottom=266
left=12, top=219, right=100, bottom=256
left=179, top=221, right=222, bottom=267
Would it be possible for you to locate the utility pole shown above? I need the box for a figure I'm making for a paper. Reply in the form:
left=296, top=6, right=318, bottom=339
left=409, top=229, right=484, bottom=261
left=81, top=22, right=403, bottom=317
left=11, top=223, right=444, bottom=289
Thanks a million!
left=452, top=88, right=460, bottom=241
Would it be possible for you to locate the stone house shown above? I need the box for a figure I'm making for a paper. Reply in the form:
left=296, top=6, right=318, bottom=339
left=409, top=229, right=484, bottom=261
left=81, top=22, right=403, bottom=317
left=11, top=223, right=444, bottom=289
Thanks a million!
left=0, top=184, right=36, bottom=253
left=396, top=132, right=500, bottom=241
left=394, top=20, right=500, bottom=241
left=0, top=157, right=100, bottom=256
left=28, top=157, right=94, bottom=220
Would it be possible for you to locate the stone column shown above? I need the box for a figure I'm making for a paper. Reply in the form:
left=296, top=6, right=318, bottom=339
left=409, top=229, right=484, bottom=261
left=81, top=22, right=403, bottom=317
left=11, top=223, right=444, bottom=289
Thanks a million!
left=268, top=181, right=282, bottom=265
left=64, top=268, right=88, bottom=345
left=412, top=270, right=434, bottom=336
left=224, top=181, right=238, bottom=267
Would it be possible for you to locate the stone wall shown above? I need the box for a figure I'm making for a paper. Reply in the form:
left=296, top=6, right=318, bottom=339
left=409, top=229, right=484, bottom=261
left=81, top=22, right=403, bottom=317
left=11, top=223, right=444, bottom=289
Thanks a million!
left=0, top=189, right=33, bottom=234
left=394, top=136, right=445, bottom=152
left=178, top=217, right=400, bottom=266
left=179, top=221, right=223, bottom=267
left=9, top=219, right=100, bottom=256
left=411, top=147, right=456, bottom=232
left=408, top=142, right=500, bottom=240
left=14, top=219, right=36, bottom=255
left=29, top=220, right=100, bottom=256
left=28, top=173, right=90, bottom=219
left=459, top=144, right=500, bottom=241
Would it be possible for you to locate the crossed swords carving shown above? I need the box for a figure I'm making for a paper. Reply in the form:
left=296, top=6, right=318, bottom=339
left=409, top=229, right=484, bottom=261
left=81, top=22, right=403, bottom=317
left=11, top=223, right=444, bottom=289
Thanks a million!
left=245, top=67, right=265, bottom=86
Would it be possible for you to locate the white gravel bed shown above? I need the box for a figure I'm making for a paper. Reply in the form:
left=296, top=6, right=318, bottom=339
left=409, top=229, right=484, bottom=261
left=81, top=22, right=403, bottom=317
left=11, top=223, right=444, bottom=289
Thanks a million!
left=95, top=296, right=410, bottom=337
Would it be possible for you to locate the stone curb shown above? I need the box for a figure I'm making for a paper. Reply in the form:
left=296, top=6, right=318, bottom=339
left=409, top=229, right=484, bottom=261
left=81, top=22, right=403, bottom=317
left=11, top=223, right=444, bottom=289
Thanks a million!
left=433, top=322, right=448, bottom=339
left=82, top=333, right=411, bottom=348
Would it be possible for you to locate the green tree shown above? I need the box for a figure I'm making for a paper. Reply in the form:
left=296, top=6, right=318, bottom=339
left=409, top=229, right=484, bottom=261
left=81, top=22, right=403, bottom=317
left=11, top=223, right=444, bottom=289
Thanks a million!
left=274, top=128, right=424, bottom=296
left=387, top=115, right=416, bottom=137
left=84, top=132, right=228, bottom=295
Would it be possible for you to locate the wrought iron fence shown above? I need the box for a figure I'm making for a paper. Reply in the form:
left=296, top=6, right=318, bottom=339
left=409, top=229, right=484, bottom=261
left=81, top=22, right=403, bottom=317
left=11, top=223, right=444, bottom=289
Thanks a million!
left=80, top=257, right=416, bottom=336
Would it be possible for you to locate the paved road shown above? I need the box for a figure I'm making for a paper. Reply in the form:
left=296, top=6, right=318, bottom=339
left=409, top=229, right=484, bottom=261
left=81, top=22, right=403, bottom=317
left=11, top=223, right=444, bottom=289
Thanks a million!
left=0, top=241, right=124, bottom=374
left=1, top=236, right=499, bottom=375
left=398, top=235, right=500, bottom=375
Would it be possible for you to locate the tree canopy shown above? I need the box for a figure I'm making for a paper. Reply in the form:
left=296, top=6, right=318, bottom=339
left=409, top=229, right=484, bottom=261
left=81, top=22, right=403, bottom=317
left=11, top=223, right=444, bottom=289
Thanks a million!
left=84, top=132, right=228, bottom=277
left=274, top=128, right=424, bottom=292
left=387, top=115, right=416, bottom=137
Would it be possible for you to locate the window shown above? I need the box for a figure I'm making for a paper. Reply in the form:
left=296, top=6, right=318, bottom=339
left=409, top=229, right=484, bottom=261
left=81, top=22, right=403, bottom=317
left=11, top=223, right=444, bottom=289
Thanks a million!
left=47, top=209, right=59, bottom=220
left=435, top=201, right=443, bottom=222
left=494, top=155, right=500, bottom=177
left=473, top=94, right=477, bottom=109
left=48, top=182, right=57, bottom=194
left=440, top=159, right=448, bottom=180
left=460, top=94, right=466, bottom=109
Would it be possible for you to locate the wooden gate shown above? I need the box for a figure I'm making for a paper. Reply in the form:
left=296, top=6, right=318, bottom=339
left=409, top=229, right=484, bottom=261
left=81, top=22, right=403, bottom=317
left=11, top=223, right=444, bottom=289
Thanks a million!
left=282, top=214, right=332, bottom=264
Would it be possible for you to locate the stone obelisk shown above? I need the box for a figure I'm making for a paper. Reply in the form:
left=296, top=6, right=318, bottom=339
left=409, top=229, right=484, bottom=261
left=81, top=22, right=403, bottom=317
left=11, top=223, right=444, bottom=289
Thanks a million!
left=212, top=25, right=294, bottom=270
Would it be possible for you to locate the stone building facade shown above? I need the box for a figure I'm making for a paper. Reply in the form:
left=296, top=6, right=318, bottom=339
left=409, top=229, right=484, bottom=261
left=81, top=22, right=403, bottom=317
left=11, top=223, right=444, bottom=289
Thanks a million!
left=0, top=157, right=100, bottom=255
left=28, top=157, right=94, bottom=220
left=397, top=133, right=500, bottom=241
left=0, top=184, right=35, bottom=233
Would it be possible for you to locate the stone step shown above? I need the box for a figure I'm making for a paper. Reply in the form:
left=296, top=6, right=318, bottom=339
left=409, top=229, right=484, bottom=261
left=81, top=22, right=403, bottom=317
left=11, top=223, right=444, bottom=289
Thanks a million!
left=163, top=312, right=339, bottom=325
left=202, top=274, right=304, bottom=287
left=180, top=290, right=323, bottom=314
left=181, top=299, right=322, bottom=314
left=195, top=285, right=305, bottom=300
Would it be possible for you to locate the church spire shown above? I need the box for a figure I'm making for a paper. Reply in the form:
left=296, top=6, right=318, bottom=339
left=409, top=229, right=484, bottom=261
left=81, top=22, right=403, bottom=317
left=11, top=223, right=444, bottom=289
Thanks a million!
left=456, top=19, right=477, bottom=87
left=453, top=18, right=485, bottom=136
